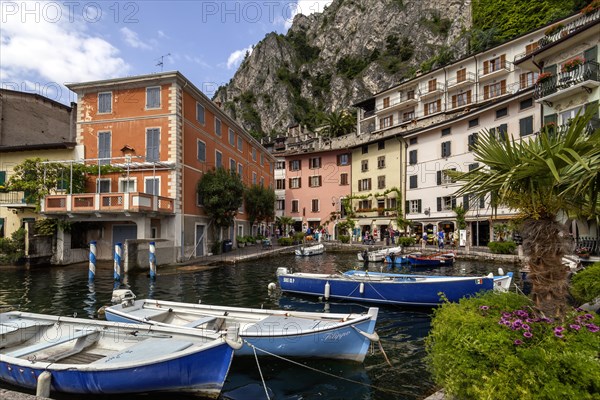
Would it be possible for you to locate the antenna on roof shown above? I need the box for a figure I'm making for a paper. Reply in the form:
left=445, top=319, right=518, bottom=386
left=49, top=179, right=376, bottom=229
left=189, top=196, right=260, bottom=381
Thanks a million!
left=156, top=53, right=171, bottom=71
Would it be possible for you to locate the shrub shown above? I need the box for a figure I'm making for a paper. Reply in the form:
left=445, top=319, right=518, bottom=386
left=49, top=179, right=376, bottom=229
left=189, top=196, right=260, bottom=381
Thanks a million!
left=398, top=236, right=415, bottom=246
left=338, top=235, right=350, bottom=244
left=277, top=237, right=293, bottom=246
left=570, top=262, right=600, bottom=305
left=211, top=240, right=222, bottom=255
left=426, top=291, right=600, bottom=399
left=487, top=240, right=516, bottom=254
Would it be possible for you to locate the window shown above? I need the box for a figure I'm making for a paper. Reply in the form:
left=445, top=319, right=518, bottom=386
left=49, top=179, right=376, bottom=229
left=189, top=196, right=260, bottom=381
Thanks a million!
left=337, top=153, right=349, bottom=165
left=428, top=78, right=437, bottom=92
left=484, top=54, right=506, bottom=74
left=437, top=169, right=456, bottom=185
left=409, top=137, right=418, bottom=145
left=291, top=200, right=299, bottom=213
left=409, top=175, right=418, bottom=189
left=215, top=118, right=222, bottom=136
left=309, top=157, right=321, bottom=169
left=276, top=179, right=286, bottom=190
left=260, top=177, right=264, bottom=187
left=362, top=145, right=369, bottom=154
left=377, top=175, right=386, bottom=189
left=520, top=98, right=533, bottom=110
left=289, top=160, right=301, bottom=171
left=409, top=199, right=422, bottom=214
left=309, top=175, right=322, bottom=187
left=409, top=150, right=417, bottom=165
left=276, top=199, right=285, bottom=211
left=378, top=140, right=385, bottom=150
left=402, top=110, right=415, bottom=122
left=383, top=97, right=390, bottom=108
left=490, top=124, right=508, bottom=140
left=525, top=42, right=539, bottom=55
left=519, top=116, right=534, bottom=137
left=441, top=141, right=451, bottom=158
left=519, top=72, right=537, bottom=89
left=96, top=178, right=111, bottom=193
left=197, top=140, right=206, bottom=162
left=230, top=158, right=236, bottom=172
left=468, top=133, right=478, bottom=151
left=238, top=163, right=243, bottom=177
left=145, top=178, right=159, bottom=195
left=484, top=80, right=506, bottom=99
left=260, top=153, right=264, bottom=166
left=0, top=171, right=6, bottom=188
left=311, top=199, right=319, bottom=212
left=119, top=178, right=136, bottom=193
left=452, top=91, right=471, bottom=108
left=468, top=118, right=479, bottom=128
left=196, top=103, right=205, bottom=124
left=377, top=156, right=386, bottom=169
left=358, top=199, right=371, bottom=210
left=361, top=160, right=369, bottom=172
left=425, top=99, right=441, bottom=115
left=98, top=92, right=112, bottom=113
left=407, top=90, right=415, bottom=100
left=469, top=163, right=479, bottom=171
left=146, top=128, right=160, bottom=162
left=358, top=178, right=372, bottom=191
left=146, top=87, right=160, bottom=109
left=237, top=136, right=243, bottom=152
left=228, top=128, right=235, bottom=145
left=387, top=198, right=397, bottom=210
left=437, top=196, right=456, bottom=211
left=252, top=172, right=257, bottom=185
left=496, top=107, right=508, bottom=119
left=276, top=161, right=286, bottom=169
left=380, top=115, right=393, bottom=129
left=340, top=173, right=348, bottom=185
left=456, top=68, right=467, bottom=82
left=98, top=131, right=111, bottom=165
left=251, top=148, right=257, bottom=161
left=215, top=151, right=222, bottom=168
left=289, top=177, right=301, bottom=189
left=441, top=127, right=451, bottom=136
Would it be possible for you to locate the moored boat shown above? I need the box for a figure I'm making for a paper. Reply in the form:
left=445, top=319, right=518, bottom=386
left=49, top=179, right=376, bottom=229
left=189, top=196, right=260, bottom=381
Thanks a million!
left=105, top=290, right=379, bottom=362
left=358, top=246, right=403, bottom=262
left=295, top=243, right=325, bottom=256
left=407, top=252, right=455, bottom=266
left=277, top=267, right=512, bottom=306
left=0, top=311, right=237, bottom=398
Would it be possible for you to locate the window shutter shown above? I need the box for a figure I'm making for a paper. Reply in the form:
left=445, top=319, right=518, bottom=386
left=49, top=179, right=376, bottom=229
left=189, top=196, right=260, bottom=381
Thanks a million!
left=451, top=197, right=457, bottom=209
left=463, top=195, right=470, bottom=211
left=466, top=90, right=472, bottom=104
left=544, top=113, right=558, bottom=126
left=417, top=199, right=422, bottom=213
left=436, top=99, right=441, bottom=111
left=499, top=124, right=507, bottom=140
left=520, top=73, right=526, bottom=88
left=318, top=176, right=322, bottom=186
left=483, top=60, right=489, bottom=74
left=584, top=46, right=597, bottom=63
left=479, top=196, right=485, bottom=208
left=437, top=197, right=442, bottom=212
left=0, top=171, right=5, bottom=186
left=436, top=171, right=442, bottom=185
left=452, top=95, right=457, bottom=108
left=543, top=64, right=557, bottom=75
left=500, top=54, right=506, bottom=68
left=585, top=100, right=599, bottom=118
left=500, top=80, right=507, bottom=95
left=484, top=85, right=490, bottom=100
left=405, top=200, right=410, bottom=213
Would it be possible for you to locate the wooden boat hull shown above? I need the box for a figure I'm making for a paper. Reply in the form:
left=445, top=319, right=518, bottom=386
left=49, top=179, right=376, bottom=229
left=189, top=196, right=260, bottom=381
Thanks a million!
left=0, top=312, right=234, bottom=397
left=277, top=269, right=495, bottom=306
left=407, top=254, right=454, bottom=266
left=105, top=299, right=378, bottom=362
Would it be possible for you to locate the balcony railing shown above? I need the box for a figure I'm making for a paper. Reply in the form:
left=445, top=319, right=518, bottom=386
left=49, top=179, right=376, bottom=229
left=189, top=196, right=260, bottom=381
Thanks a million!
left=419, top=83, right=445, bottom=99
left=375, top=94, right=418, bottom=112
left=479, top=60, right=512, bottom=81
left=447, top=72, right=476, bottom=89
left=534, top=61, right=600, bottom=100
left=0, top=191, right=27, bottom=205
left=43, top=192, right=175, bottom=214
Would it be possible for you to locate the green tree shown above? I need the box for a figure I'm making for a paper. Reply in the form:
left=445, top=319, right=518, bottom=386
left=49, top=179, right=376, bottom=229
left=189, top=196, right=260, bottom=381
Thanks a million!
left=196, top=168, right=244, bottom=238
left=276, top=216, right=295, bottom=236
left=244, top=184, right=276, bottom=229
left=320, top=110, right=355, bottom=138
left=450, top=109, right=600, bottom=318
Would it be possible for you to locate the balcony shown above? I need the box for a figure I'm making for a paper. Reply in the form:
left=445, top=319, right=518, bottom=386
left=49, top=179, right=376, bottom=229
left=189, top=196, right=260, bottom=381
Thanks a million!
left=375, top=94, right=418, bottom=113
left=419, top=83, right=445, bottom=100
left=0, top=191, right=34, bottom=208
left=43, top=192, right=175, bottom=215
left=534, top=61, right=600, bottom=103
left=447, top=72, right=476, bottom=90
left=479, top=60, right=512, bottom=82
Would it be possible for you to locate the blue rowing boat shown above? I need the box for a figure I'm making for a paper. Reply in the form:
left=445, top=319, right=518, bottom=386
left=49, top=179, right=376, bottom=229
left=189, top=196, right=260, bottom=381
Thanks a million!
left=277, top=268, right=513, bottom=306
left=0, top=311, right=237, bottom=398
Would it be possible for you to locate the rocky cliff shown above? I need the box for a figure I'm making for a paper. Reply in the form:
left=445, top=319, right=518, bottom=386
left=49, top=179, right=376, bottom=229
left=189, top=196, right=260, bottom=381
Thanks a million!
left=214, top=0, right=473, bottom=136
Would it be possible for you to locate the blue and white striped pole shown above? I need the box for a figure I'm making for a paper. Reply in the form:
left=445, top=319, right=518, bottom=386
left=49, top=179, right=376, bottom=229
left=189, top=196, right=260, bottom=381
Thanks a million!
left=149, top=241, right=156, bottom=280
left=114, top=242, right=122, bottom=281
left=88, top=241, right=97, bottom=282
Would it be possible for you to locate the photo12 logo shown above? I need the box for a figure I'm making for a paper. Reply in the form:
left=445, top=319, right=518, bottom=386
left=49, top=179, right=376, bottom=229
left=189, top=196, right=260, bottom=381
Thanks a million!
left=1, top=1, right=140, bottom=24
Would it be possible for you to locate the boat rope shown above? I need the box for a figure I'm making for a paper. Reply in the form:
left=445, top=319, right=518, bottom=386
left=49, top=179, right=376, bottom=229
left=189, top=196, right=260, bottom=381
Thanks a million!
left=242, top=339, right=405, bottom=395
left=252, top=344, right=271, bottom=400
left=351, top=326, right=391, bottom=367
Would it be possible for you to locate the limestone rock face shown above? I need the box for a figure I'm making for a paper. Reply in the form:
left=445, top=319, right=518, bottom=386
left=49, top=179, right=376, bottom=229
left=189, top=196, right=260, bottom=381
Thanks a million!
left=214, top=0, right=472, bottom=135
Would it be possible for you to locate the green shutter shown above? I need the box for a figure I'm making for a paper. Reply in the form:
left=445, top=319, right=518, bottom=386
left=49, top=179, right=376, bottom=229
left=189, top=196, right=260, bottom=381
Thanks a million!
left=0, top=171, right=6, bottom=186
left=584, top=46, right=597, bottom=63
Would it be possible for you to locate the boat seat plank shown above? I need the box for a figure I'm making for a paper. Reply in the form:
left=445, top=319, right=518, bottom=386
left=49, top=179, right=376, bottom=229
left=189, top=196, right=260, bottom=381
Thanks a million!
left=183, top=316, right=217, bottom=328
left=92, top=339, right=192, bottom=364
left=126, top=307, right=170, bottom=320
left=7, top=329, right=99, bottom=358
left=0, top=319, right=53, bottom=335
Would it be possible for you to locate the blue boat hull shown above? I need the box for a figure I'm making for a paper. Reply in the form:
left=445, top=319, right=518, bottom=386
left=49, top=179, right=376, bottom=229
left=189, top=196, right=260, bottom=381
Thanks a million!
left=0, top=342, right=233, bottom=396
left=384, top=255, right=410, bottom=264
left=278, top=274, right=493, bottom=306
left=407, top=256, right=453, bottom=266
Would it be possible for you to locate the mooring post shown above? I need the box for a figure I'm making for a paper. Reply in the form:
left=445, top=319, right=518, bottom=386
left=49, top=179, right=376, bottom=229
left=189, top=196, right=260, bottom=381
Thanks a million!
left=88, top=241, right=97, bottom=282
left=114, top=242, right=122, bottom=281
left=149, top=241, right=157, bottom=280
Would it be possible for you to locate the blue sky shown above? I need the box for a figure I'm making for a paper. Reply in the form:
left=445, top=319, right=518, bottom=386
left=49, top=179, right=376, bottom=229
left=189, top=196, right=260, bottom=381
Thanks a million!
left=0, top=1, right=332, bottom=104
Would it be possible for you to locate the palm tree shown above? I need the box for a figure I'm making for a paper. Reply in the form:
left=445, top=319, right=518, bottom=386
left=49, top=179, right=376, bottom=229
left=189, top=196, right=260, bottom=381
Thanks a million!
left=320, top=110, right=355, bottom=139
left=276, top=216, right=296, bottom=237
left=451, top=109, right=600, bottom=318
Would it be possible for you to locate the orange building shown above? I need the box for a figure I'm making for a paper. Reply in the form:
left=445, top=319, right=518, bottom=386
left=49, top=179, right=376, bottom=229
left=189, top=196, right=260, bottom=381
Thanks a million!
left=43, top=71, right=274, bottom=264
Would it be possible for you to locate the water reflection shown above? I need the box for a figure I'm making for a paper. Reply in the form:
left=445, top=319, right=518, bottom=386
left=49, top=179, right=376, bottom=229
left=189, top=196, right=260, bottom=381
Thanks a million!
left=0, top=253, right=516, bottom=400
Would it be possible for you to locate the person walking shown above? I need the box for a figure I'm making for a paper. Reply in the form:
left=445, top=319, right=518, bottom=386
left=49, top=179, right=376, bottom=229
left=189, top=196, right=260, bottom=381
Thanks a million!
left=438, top=230, right=445, bottom=250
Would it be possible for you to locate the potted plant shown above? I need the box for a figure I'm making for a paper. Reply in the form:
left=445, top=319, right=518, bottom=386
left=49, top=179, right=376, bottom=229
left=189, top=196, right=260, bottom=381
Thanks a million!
left=580, top=0, right=599, bottom=15
left=544, top=23, right=564, bottom=37
left=562, top=56, right=584, bottom=72
left=236, top=236, right=246, bottom=248
left=575, top=246, right=590, bottom=259
left=536, top=72, right=553, bottom=84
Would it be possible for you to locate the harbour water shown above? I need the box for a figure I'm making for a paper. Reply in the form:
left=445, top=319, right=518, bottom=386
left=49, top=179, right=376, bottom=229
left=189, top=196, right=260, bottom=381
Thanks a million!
left=0, top=252, right=516, bottom=400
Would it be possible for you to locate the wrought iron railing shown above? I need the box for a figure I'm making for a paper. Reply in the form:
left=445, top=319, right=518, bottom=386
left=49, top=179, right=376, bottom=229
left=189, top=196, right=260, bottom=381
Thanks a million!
left=534, top=60, right=600, bottom=100
left=576, top=236, right=600, bottom=256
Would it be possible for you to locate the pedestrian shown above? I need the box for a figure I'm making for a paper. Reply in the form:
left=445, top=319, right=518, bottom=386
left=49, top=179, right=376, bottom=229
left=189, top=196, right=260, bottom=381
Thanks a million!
left=438, top=230, right=445, bottom=250
left=422, top=232, right=428, bottom=244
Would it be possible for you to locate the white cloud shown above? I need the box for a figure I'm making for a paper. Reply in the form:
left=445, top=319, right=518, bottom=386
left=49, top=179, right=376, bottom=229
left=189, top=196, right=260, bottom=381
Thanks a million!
left=281, top=0, right=333, bottom=29
left=184, top=54, right=211, bottom=69
left=120, top=27, right=152, bottom=50
left=157, top=30, right=168, bottom=39
left=0, top=4, right=129, bottom=102
left=226, top=46, right=253, bottom=70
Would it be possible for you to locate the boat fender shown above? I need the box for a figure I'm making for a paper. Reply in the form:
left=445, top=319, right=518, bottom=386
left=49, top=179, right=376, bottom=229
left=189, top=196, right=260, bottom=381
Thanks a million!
left=225, top=324, right=243, bottom=350
left=36, top=371, right=52, bottom=398
left=498, top=267, right=505, bottom=276
left=267, top=282, right=277, bottom=292
left=276, top=267, right=288, bottom=276
left=352, top=326, right=380, bottom=342
left=324, top=282, right=330, bottom=300
left=359, top=282, right=365, bottom=294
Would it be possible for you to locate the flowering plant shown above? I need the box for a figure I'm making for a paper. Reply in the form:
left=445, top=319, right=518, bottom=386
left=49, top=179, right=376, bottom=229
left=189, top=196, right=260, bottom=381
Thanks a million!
left=536, top=71, right=553, bottom=83
left=575, top=246, right=590, bottom=258
left=544, top=23, right=564, bottom=36
left=562, top=56, right=585, bottom=72
left=580, top=0, right=600, bottom=15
